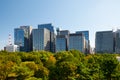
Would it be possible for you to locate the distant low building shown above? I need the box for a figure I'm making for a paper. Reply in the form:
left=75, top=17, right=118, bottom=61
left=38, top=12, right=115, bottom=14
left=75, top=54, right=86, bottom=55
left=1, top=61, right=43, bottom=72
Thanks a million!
left=5, top=45, right=19, bottom=52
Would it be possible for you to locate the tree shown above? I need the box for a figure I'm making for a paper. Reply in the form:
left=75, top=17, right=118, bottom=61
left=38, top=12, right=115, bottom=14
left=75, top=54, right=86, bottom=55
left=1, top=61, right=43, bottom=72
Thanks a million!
left=12, top=65, right=34, bottom=80
left=100, top=54, right=119, bottom=80
left=55, top=62, right=77, bottom=80
left=34, top=65, right=49, bottom=80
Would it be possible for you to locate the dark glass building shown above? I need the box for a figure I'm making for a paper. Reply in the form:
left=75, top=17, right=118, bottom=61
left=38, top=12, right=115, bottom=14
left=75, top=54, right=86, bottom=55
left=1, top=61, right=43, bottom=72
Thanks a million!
left=95, top=31, right=114, bottom=53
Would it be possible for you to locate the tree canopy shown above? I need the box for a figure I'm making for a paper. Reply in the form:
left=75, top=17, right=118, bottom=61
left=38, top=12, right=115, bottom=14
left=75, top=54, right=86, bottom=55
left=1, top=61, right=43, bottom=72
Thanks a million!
left=0, top=50, right=120, bottom=80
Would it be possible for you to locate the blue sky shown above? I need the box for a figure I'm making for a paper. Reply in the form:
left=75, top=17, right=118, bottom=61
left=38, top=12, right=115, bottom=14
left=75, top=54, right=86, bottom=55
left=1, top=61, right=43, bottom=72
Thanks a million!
left=0, top=0, right=120, bottom=50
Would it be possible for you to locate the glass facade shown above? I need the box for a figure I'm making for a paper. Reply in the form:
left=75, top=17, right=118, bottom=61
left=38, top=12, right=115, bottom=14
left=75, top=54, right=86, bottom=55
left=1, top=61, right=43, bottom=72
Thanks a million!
left=38, top=23, right=55, bottom=52
left=32, top=28, right=50, bottom=51
left=76, top=31, right=89, bottom=40
left=76, top=31, right=89, bottom=53
left=14, top=26, right=32, bottom=52
left=14, top=29, right=24, bottom=46
left=115, top=30, right=120, bottom=53
left=69, top=34, right=85, bottom=53
left=95, top=31, right=114, bottom=53
left=56, top=35, right=67, bottom=52
left=38, top=23, right=54, bottom=32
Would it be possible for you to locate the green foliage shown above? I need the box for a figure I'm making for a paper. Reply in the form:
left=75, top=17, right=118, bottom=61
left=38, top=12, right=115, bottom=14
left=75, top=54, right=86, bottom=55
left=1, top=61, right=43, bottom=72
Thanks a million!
left=13, top=65, right=34, bottom=80
left=0, top=50, right=120, bottom=80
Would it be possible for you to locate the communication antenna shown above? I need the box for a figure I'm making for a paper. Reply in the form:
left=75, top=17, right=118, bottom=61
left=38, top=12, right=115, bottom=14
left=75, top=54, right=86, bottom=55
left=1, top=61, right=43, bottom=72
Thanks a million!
left=8, top=34, right=12, bottom=45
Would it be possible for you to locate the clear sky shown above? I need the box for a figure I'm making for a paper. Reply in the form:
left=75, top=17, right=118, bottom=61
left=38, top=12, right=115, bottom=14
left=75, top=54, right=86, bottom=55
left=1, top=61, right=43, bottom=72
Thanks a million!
left=1, top=0, right=120, bottom=50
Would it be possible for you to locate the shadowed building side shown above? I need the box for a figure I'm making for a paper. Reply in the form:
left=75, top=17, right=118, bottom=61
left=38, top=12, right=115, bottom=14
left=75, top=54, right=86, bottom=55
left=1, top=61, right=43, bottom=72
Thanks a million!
left=95, top=31, right=114, bottom=53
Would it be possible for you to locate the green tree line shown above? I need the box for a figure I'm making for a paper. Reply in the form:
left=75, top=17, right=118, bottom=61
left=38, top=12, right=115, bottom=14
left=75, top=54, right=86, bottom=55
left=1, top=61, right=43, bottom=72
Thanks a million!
left=0, top=50, right=120, bottom=80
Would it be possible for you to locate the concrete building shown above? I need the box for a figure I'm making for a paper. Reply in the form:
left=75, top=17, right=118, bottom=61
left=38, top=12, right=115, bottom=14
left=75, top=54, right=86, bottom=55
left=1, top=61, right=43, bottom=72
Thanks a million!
left=5, top=45, right=19, bottom=52
left=38, top=23, right=55, bottom=52
left=95, top=31, right=114, bottom=53
left=14, top=26, right=32, bottom=52
left=32, top=28, right=50, bottom=51
left=69, top=33, right=86, bottom=53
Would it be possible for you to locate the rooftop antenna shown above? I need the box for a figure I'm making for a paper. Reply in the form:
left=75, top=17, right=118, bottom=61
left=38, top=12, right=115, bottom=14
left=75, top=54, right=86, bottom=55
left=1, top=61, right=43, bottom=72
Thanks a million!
left=8, top=34, right=12, bottom=45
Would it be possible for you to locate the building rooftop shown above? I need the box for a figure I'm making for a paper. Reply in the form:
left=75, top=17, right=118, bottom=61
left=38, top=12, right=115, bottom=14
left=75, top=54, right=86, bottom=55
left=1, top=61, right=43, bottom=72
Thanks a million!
left=70, top=33, right=83, bottom=36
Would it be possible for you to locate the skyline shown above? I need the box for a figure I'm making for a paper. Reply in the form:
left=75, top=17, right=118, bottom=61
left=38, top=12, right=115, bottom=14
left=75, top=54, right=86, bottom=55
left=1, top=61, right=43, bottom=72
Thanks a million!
left=1, top=0, right=120, bottom=50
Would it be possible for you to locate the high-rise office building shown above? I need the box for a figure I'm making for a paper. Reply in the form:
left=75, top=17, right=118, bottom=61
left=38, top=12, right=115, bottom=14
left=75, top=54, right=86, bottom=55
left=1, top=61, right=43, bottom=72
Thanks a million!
left=56, top=35, right=68, bottom=52
left=76, top=31, right=89, bottom=40
left=95, top=31, right=114, bottom=53
left=32, top=28, right=50, bottom=51
left=56, top=30, right=70, bottom=52
left=115, top=29, right=120, bottom=53
left=76, top=31, right=90, bottom=53
left=38, top=23, right=54, bottom=32
left=14, top=26, right=32, bottom=52
left=69, top=33, right=86, bottom=53
left=38, top=23, right=55, bottom=52
left=59, top=30, right=70, bottom=36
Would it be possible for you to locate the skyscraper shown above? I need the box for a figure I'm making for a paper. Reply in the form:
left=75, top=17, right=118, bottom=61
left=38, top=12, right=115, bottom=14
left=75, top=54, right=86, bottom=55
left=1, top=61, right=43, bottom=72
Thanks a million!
left=56, top=30, right=70, bottom=52
left=76, top=31, right=89, bottom=40
left=38, top=23, right=54, bottom=32
left=95, top=31, right=114, bottom=53
left=14, top=26, right=32, bottom=52
left=69, top=33, right=86, bottom=53
left=76, top=31, right=90, bottom=53
left=115, top=29, right=120, bottom=53
left=56, top=35, right=68, bottom=52
left=32, top=28, right=50, bottom=51
left=38, top=23, right=55, bottom=52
